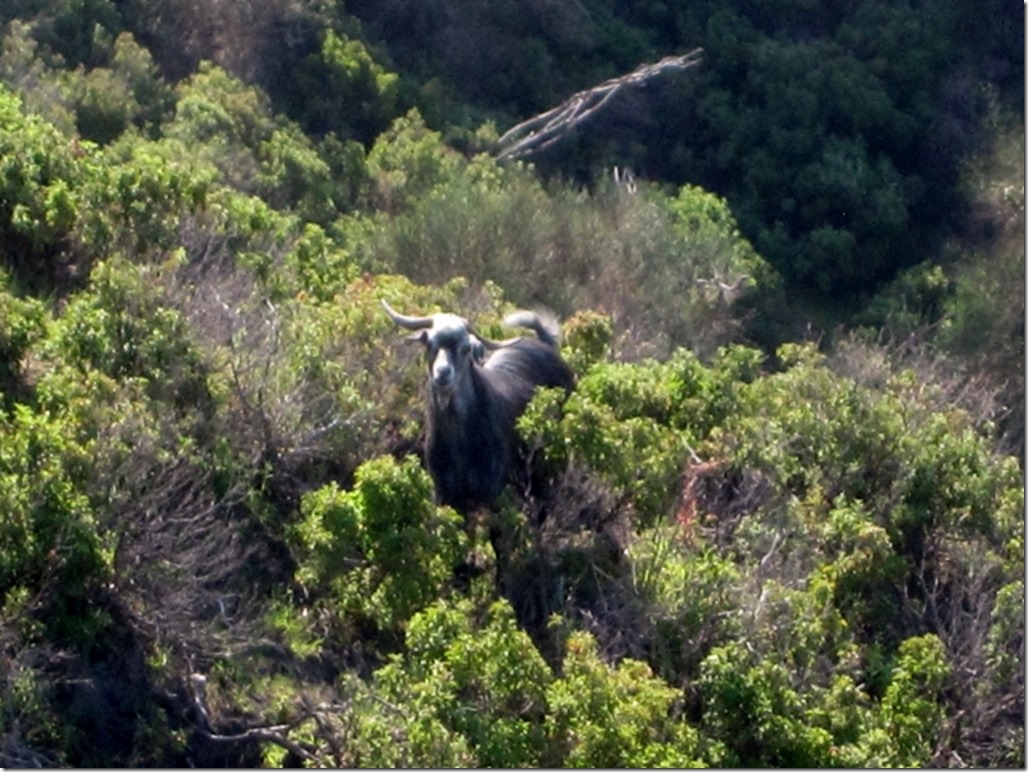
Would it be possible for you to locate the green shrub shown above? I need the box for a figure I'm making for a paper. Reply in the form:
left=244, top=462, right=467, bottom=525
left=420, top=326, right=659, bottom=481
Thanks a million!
left=257, top=125, right=337, bottom=224
left=345, top=596, right=550, bottom=767
left=628, top=525, right=741, bottom=680
left=0, top=84, right=82, bottom=269
left=349, top=144, right=774, bottom=354
left=291, top=455, right=467, bottom=633
left=364, top=109, right=462, bottom=213
left=519, top=381, right=687, bottom=525
left=561, top=310, right=613, bottom=373
left=867, top=634, right=950, bottom=767
left=284, top=29, right=400, bottom=143
left=699, top=640, right=836, bottom=767
left=0, top=403, right=112, bottom=642
left=63, top=33, right=173, bottom=144
left=44, top=258, right=212, bottom=414
left=0, top=270, right=45, bottom=401
left=546, top=630, right=702, bottom=768
left=76, top=135, right=215, bottom=258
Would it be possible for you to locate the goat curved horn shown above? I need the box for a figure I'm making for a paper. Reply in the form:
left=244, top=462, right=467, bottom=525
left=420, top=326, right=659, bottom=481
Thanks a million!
left=381, top=299, right=434, bottom=330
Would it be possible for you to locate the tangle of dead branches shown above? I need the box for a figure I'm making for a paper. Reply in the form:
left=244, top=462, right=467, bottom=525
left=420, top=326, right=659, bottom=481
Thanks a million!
left=494, top=48, right=704, bottom=162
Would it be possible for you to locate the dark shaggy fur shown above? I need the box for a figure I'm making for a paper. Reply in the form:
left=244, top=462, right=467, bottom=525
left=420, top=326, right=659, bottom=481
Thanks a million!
left=384, top=302, right=575, bottom=511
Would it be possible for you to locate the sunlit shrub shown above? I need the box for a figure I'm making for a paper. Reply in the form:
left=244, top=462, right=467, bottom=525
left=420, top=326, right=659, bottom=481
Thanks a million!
left=257, top=125, right=335, bottom=223
left=546, top=630, right=702, bottom=767
left=162, top=60, right=347, bottom=220
left=343, top=596, right=550, bottom=766
left=519, top=381, right=686, bottom=525
left=278, top=221, right=357, bottom=301
left=345, top=145, right=775, bottom=355
left=291, top=455, right=467, bottom=632
left=365, top=109, right=462, bottom=213
left=44, top=258, right=213, bottom=414
left=627, top=525, right=741, bottom=680
left=561, top=310, right=613, bottom=373
left=0, top=85, right=82, bottom=265
left=815, top=496, right=905, bottom=637
left=0, top=403, right=112, bottom=642
left=870, top=634, right=950, bottom=766
left=699, top=639, right=837, bottom=767
left=76, top=135, right=216, bottom=258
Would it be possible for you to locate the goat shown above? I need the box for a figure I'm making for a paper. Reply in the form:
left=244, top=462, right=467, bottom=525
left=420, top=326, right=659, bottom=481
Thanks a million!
left=382, top=299, right=575, bottom=512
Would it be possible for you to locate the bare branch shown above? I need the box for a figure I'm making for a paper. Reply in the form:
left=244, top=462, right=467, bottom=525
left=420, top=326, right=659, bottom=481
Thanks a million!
left=189, top=673, right=346, bottom=767
left=494, top=49, right=704, bottom=162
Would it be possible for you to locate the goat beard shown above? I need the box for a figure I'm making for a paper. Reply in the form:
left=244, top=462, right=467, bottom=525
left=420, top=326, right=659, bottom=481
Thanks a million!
left=431, top=382, right=458, bottom=411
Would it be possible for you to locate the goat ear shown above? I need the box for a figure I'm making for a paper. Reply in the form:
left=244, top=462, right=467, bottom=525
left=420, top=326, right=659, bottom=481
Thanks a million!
left=405, top=330, right=428, bottom=345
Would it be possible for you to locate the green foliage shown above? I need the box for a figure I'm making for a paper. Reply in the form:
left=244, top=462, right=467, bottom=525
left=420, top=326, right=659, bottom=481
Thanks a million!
left=286, top=29, right=400, bottom=142
left=723, top=342, right=906, bottom=500
left=364, top=108, right=462, bottom=213
left=291, top=455, right=467, bottom=633
left=561, top=310, right=613, bottom=373
left=64, top=32, right=173, bottom=143
left=75, top=135, right=215, bottom=259
left=0, top=270, right=45, bottom=400
left=44, top=258, right=212, bottom=413
left=342, top=596, right=550, bottom=767
left=0, top=5, right=1019, bottom=768
left=715, top=343, right=1022, bottom=649
left=700, top=640, right=836, bottom=767
left=857, top=261, right=953, bottom=337
left=668, top=183, right=775, bottom=293
left=349, top=599, right=703, bottom=768
left=546, top=631, right=701, bottom=767
left=256, top=125, right=336, bottom=224
left=870, top=634, right=950, bottom=767
left=519, top=377, right=687, bottom=524
left=0, top=84, right=81, bottom=261
left=519, top=346, right=757, bottom=522
left=166, top=61, right=272, bottom=151
left=628, top=526, right=741, bottom=680
left=159, top=62, right=350, bottom=223
left=278, top=222, right=356, bottom=301
left=0, top=403, right=111, bottom=640
left=350, top=148, right=775, bottom=354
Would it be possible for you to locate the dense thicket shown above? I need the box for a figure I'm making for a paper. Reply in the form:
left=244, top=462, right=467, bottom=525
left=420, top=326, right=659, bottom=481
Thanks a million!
left=346, top=0, right=1021, bottom=299
left=0, top=1, right=1022, bottom=768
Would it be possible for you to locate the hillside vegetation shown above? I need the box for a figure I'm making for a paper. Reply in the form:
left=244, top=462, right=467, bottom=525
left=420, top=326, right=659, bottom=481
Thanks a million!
left=0, top=1, right=1023, bottom=767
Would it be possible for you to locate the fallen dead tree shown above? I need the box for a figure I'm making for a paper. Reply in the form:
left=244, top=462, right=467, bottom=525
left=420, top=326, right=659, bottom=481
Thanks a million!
left=493, top=48, right=704, bottom=162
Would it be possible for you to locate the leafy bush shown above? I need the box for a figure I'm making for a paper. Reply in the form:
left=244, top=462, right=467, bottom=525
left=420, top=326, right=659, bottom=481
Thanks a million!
left=63, top=32, right=174, bottom=143
left=363, top=108, right=465, bottom=214
left=0, top=403, right=111, bottom=641
left=627, top=525, right=741, bottom=681
left=862, top=634, right=951, bottom=767
left=339, top=596, right=549, bottom=767
left=285, top=29, right=400, bottom=143
left=0, top=84, right=82, bottom=280
left=518, top=377, right=686, bottom=525
left=0, top=5, right=1019, bottom=768
left=349, top=136, right=775, bottom=356
left=291, top=455, right=467, bottom=634
left=75, top=135, right=215, bottom=259
left=44, top=258, right=213, bottom=414
left=699, top=640, right=835, bottom=767
left=546, top=630, right=701, bottom=767
left=0, top=270, right=45, bottom=401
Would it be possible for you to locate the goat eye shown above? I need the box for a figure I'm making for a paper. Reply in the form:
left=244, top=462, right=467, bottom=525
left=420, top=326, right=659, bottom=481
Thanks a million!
left=458, top=342, right=471, bottom=357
